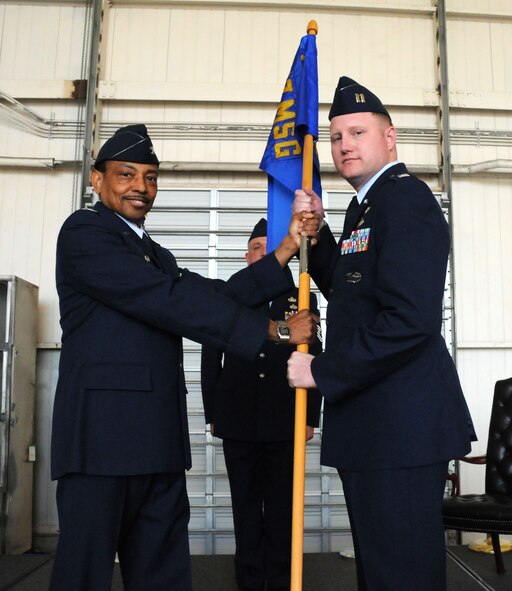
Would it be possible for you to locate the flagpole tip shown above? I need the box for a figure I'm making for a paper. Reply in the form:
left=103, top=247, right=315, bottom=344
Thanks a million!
left=307, top=20, right=318, bottom=35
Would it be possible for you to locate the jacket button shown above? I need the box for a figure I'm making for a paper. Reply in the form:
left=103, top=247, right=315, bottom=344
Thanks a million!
left=259, top=352, right=265, bottom=358
left=144, top=255, right=151, bottom=262
left=259, top=373, right=265, bottom=379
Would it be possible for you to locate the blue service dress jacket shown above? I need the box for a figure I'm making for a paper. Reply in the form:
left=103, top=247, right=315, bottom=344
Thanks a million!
left=51, top=201, right=296, bottom=480
left=308, top=162, right=476, bottom=471
left=201, top=289, right=323, bottom=442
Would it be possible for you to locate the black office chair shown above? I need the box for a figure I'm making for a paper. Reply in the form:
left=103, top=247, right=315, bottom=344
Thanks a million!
left=442, top=377, right=512, bottom=574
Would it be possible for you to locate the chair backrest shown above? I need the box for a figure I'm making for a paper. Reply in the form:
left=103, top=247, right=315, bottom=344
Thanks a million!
left=485, top=377, right=512, bottom=495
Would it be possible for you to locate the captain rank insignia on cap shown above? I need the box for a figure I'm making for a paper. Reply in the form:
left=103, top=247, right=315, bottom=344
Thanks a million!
left=329, top=76, right=390, bottom=121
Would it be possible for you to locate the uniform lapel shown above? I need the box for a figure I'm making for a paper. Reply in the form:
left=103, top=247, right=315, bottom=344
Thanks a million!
left=140, top=232, right=162, bottom=269
left=337, top=162, right=409, bottom=246
left=93, top=201, right=176, bottom=273
left=340, top=196, right=365, bottom=242
left=141, top=231, right=181, bottom=276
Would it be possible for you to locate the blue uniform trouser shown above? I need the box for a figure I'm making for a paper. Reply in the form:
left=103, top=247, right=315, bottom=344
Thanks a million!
left=49, top=472, right=191, bottom=591
left=223, top=438, right=294, bottom=590
left=338, top=462, right=448, bottom=591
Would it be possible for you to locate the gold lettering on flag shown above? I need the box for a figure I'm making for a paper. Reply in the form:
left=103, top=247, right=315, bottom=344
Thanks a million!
left=272, top=79, right=301, bottom=159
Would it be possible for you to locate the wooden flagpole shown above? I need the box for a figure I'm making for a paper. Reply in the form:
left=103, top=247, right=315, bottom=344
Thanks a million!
left=290, top=19, right=318, bottom=591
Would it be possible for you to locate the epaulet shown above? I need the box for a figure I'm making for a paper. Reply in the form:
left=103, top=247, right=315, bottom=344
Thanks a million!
left=387, top=172, right=410, bottom=182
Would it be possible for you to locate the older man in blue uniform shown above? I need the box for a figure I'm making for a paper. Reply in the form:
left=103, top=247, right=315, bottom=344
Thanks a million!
left=288, top=78, right=476, bottom=590
left=201, top=218, right=322, bottom=591
left=49, top=124, right=318, bottom=591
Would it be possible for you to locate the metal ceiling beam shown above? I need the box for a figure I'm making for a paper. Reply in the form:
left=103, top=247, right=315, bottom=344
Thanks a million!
left=80, top=0, right=103, bottom=207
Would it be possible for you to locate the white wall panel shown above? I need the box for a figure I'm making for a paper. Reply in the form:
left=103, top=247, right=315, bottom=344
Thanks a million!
left=223, top=11, right=280, bottom=86
left=448, top=21, right=493, bottom=95
left=107, top=8, right=172, bottom=82
left=101, top=5, right=438, bottom=108
left=448, top=20, right=512, bottom=94
left=168, top=9, right=226, bottom=84
left=324, top=12, right=436, bottom=94
left=447, top=0, right=512, bottom=16
left=452, top=177, right=512, bottom=346
left=0, top=169, right=76, bottom=344
left=0, top=4, right=86, bottom=81
left=446, top=6, right=512, bottom=111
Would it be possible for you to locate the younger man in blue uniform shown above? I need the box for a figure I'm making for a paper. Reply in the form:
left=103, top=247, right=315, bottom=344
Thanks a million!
left=288, top=78, right=476, bottom=590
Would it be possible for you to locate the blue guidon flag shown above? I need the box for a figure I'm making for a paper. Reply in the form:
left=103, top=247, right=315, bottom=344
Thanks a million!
left=259, top=32, right=322, bottom=251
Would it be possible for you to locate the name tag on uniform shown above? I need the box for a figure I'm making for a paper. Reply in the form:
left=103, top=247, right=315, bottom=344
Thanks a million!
left=340, top=228, right=371, bottom=255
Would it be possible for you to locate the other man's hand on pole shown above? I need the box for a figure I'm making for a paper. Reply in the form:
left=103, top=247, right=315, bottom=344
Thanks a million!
left=288, top=211, right=320, bottom=248
left=293, top=188, right=324, bottom=217
left=273, top=211, right=319, bottom=267
left=286, top=309, right=316, bottom=345
left=287, top=351, right=317, bottom=389
left=268, top=310, right=316, bottom=345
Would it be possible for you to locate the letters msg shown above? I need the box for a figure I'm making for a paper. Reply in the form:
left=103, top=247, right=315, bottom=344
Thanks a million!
left=272, top=78, right=301, bottom=159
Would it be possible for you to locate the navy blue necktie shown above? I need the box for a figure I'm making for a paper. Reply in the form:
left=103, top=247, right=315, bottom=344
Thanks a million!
left=343, top=196, right=360, bottom=238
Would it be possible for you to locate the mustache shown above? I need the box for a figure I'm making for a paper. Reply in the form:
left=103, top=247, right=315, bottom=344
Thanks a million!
left=122, top=195, right=151, bottom=204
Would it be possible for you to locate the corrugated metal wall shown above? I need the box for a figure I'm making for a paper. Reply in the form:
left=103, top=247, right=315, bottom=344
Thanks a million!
left=1, top=0, right=512, bottom=550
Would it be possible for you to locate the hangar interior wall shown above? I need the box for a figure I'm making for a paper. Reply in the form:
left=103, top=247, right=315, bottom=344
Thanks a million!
left=1, top=0, right=512, bottom=551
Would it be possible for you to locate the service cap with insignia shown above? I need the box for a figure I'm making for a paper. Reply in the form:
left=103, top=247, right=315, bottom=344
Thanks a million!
left=94, top=124, right=160, bottom=167
left=249, top=218, right=267, bottom=243
left=328, top=76, right=390, bottom=121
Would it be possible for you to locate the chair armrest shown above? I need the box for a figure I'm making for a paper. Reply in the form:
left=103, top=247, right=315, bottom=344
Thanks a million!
left=459, top=455, right=486, bottom=465
left=446, top=456, right=487, bottom=496
left=446, top=472, right=459, bottom=496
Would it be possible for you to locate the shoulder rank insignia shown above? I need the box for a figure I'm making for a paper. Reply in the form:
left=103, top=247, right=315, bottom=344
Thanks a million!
left=388, top=172, right=410, bottom=181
